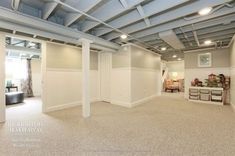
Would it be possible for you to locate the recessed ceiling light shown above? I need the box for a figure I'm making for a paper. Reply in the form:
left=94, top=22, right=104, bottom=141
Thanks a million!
left=172, top=55, right=177, bottom=58
left=161, top=47, right=167, bottom=51
left=198, top=7, right=212, bottom=16
left=177, top=58, right=182, bottom=61
left=120, top=34, right=127, bottom=39
left=204, top=40, right=212, bottom=45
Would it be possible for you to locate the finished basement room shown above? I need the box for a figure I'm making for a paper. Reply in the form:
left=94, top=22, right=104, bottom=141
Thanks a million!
left=0, top=0, right=235, bottom=156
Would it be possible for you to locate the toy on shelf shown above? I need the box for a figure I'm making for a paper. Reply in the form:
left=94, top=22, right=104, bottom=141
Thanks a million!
left=191, top=78, right=203, bottom=87
left=205, top=73, right=218, bottom=87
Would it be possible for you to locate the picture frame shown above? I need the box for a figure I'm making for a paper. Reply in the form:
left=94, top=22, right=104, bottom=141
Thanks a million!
left=198, top=53, right=212, bottom=67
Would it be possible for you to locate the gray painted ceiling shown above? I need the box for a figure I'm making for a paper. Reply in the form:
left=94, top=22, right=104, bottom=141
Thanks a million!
left=0, top=0, right=235, bottom=61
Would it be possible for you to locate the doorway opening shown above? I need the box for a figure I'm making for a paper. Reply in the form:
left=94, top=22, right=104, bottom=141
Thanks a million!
left=5, top=36, right=43, bottom=120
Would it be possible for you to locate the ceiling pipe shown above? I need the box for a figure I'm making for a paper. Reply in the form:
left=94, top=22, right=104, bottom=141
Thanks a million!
left=179, top=27, right=192, bottom=46
left=11, top=0, right=20, bottom=11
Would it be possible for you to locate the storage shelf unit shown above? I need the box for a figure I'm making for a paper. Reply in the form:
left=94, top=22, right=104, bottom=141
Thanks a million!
left=189, top=87, right=224, bottom=105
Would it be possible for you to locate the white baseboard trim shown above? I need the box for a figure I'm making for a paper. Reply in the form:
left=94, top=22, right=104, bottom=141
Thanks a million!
left=44, top=99, right=101, bottom=112
left=110, top=100, right=131, bottom=108
left=45, top=101, right=81, bottom=112
left=110, top=94, right=160, bottom=108
left=131, top=94, right=159, bottom=107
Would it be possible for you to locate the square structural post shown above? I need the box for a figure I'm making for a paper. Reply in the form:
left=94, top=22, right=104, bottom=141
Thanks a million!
left=80, top=38, right=93, bottom=118
left=0, top=33, right=5, bottom=122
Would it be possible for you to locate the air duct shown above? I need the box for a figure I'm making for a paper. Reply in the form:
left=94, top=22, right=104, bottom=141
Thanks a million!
left=159, top=30, right=185, bottom=49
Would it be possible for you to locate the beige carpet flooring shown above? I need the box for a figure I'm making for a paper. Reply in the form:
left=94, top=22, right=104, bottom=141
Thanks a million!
left=1, top=93, right=235, bottom=156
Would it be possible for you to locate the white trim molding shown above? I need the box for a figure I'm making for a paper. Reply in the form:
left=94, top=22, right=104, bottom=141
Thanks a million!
left=111, top=94, right=160, bottom=108
left=44, top=99, right=100, bottom=112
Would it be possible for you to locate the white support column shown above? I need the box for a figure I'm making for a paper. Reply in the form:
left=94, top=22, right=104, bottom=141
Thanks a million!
left=0, top=33, right=5, bottom=122
left=80, top=38, right=93, bottom=118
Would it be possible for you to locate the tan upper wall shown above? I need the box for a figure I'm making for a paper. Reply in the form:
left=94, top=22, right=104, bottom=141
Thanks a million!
left=131, top=45, right=161, bottom=70
left=185, top=48, right=230, bottom=69
left=230, top=40, right=235, bottom=67
left=112, top=45, right=131, bottom=68
left=112, top=44, right=161, bottom=69
left=166, top=61, right=184, bottom=72
left=46, top=42, right=98, bottom=70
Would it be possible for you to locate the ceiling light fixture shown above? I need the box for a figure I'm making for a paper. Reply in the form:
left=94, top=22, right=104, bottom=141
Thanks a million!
left=177, top=58, right=182, bottom=61
left=161, top=47, right=167, bottom=51
left=120, top=34, right=127, bottom=39
left=198, top=7, right=212, bottom=16
left=172, top=55, right=177, bottom=58
left=204, top=40, right=212, bottom=45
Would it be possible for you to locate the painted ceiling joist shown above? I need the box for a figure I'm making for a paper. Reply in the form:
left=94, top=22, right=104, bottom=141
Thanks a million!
left=141, top=14, right=235, bottom=43
left=64, top=13, right=81, bottom=27
left=95, top=0, right=189, bottom=37
left=42, top=1, right=58, bottom=20
left=136, top=5, right=151, bottom=27
left=0, top=7, right=120, bottom=51
left=64, top=0, right=103, bottom=27
left=119, top=0, right=128, bottom=8
left=107, top=0, right=232, bottom=41
left=81, top=0, right=146, bottom=32
left=112, top=4, right=235, bottom=43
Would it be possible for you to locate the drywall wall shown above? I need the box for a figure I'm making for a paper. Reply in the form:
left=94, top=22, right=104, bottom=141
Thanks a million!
left=185, top=48, right=230, bottom=68
left=184, top=48, right=230, bottom=99
left=111, top=46, right=131, bottom=106
left=44, top=42, right=99, bottom=112
left=130, top=45, right=161, bottom=105
left=111, top=44, right=161, bottom=107
left=31, top=59, right=41, bottom=96
left=230, top=38, right=235, bottom=109
left=166, top=61, right=184, bottom=80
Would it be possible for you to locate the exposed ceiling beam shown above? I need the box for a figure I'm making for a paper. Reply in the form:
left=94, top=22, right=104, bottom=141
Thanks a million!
left=180, top=31, right=234, bottom=42
left=81, top=0, right=146, bottom=32
left=138, top=14, right=235, bottom=43
left=1, top=20, right=117, bottom=52
left=64, top=13, right=81, bottom=27
left=112, top=4, right=235, bottom=42
left=42, top=1, right=58, bottom=20
left=175, top=18, right=235, bottom=34
left=64, top=0, right=102, bottom=27
left=119, top=0, right=128, bottom=8
left=136, top=5, right=151, bottom=27
left=11, top=0, right=21, bottom=11
left=95, top=0, right=189, bottom=36
left=106, top=0, right=232, bottom=41
left=0, top=7, right=120, bottom=51
left=178, top=26, right=235, bottom=39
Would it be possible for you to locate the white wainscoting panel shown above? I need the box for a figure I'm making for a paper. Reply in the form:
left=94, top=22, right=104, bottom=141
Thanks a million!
left=131, top=68, right=161, bottom=103
left=44, top=69, right=99, bottom=112
left=111, top=68, right=131, bottom=107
